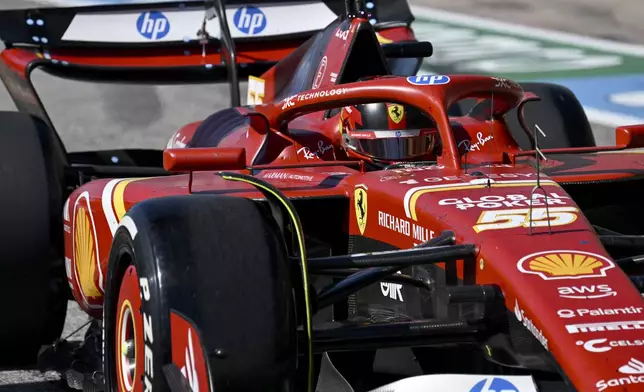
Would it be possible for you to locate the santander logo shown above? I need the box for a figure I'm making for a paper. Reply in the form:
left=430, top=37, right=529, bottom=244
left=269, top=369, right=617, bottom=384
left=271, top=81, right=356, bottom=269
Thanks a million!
left=597, top=358, right=644, bottom=391
left=619, top=358, right=644, bottom=374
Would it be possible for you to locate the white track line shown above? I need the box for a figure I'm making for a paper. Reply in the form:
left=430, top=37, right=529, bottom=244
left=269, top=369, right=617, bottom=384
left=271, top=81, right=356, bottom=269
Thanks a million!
left=410, top=5, right=644, bottom=57
left=582, top=107, right=644, bottom=128
left=34, top=2, right=644, bottom=128
left=412, top=5, right=644, bottom=128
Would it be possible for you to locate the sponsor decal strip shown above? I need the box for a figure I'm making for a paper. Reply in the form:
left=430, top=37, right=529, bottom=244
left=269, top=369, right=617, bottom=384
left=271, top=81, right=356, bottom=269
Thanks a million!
left=113, top=178, right=141, bottom=222
left=102, top=178, right=151, bottom=236
left=101, top=179, right=122, bottom=235
left=378, top=210, right=435, bottom=243
left=403, top=179, right=560, bottom=220
left=566, top=320, right=644, bottom=334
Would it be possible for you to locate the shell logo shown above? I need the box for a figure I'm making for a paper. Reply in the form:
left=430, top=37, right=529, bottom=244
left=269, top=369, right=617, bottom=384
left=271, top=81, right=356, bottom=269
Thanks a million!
left=74, top=204, right=102, bottom=298
left=517, top=250, right=615, bottom=280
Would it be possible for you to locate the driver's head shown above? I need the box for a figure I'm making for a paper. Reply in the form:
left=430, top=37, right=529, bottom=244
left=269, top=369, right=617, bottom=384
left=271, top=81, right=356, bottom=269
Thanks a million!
left=339, top=102, right=439, bottom=163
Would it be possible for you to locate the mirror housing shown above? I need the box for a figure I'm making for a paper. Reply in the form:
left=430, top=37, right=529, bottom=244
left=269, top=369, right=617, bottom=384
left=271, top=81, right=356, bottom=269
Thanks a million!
left=616, top=125, right=644, bottom=149
left=163, top=147, right=247, bottom=172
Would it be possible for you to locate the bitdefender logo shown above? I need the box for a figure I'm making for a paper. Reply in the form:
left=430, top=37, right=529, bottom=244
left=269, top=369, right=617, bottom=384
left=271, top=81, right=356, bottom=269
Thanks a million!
left=136, top=11, right=170, bottom=40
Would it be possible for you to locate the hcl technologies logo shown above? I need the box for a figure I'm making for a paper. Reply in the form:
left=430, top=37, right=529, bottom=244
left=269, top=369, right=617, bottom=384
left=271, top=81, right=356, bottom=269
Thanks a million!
left=470, top=377, right=520, bottom=392
left=234, top=6, right=267, bottom=35
left=137, top=11, right=170, bottom=40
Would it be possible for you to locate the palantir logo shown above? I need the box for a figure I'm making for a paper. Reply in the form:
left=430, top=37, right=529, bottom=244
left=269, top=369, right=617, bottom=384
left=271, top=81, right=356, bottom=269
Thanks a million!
left=234, top=6, right=266, bottom=35
left=470, top=377, right=520, bottom=392
left=137, top=11, right=170, bottom=40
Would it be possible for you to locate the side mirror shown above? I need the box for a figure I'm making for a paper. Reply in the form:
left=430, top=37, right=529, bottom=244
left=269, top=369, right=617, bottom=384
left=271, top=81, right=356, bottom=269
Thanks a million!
left=163, top=147, right=246, bottom=172
left=616, top=125, right=644, bottom=149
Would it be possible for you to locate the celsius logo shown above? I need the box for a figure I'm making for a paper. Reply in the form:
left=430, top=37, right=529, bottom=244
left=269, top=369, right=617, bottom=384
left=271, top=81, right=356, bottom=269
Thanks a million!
left=577, top=338, right=644, bottom=353
left=137, top=11, right=170, bottom=40
left=470, top=377, right=519, bottom=392
left=234, top=6, right=266, bottom=35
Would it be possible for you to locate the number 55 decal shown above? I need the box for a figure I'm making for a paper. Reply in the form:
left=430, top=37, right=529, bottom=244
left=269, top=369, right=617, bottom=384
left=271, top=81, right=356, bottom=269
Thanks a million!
left=473, top=207, right=579, bottom=233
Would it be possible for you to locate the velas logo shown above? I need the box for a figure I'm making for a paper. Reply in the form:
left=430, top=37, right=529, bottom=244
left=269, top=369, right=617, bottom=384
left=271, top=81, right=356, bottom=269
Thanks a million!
left=517, top=250, right=615, bottom=280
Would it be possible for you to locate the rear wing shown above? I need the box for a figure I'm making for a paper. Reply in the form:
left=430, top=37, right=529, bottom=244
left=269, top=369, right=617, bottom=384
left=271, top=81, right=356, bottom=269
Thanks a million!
left=0, top=0, right=415, bottom=165
left=0, top=0, right=414, bottom=105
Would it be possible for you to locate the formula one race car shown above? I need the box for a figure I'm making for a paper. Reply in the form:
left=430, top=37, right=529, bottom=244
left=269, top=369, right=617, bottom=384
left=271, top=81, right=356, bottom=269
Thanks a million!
left=2, top=1, right=644, bottom=391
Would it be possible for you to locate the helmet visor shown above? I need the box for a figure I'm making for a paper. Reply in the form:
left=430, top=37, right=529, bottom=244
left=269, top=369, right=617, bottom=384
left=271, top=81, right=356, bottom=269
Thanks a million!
left=345, top=129, right=437, bottom=161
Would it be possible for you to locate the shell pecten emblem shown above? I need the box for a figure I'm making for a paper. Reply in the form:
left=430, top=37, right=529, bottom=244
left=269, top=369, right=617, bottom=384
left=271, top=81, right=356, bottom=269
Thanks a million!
left=354, top=185, right=368, bottom=235
left=517, top=250, right=615, bottom=280
left=74, top=204, right=102, bottom=298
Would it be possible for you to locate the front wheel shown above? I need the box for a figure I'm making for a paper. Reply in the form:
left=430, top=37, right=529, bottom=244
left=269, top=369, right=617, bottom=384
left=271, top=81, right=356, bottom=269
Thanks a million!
left=103, top=195, right=298, bottom=391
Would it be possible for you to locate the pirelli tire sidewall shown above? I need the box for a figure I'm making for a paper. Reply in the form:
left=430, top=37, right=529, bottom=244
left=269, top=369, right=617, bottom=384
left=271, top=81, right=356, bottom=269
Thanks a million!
left=104, top=219, right=168, bottom=392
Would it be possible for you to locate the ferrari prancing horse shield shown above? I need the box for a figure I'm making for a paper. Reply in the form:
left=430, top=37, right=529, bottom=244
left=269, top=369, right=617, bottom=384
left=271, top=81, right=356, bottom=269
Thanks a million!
left=388, top=104, right=404, bottom=124
left=354, top=186, right=368, bottom=235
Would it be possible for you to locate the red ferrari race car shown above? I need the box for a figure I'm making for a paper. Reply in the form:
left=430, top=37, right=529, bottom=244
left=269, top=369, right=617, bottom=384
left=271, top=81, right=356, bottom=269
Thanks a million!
left=2, top=0, right=644, bottom=391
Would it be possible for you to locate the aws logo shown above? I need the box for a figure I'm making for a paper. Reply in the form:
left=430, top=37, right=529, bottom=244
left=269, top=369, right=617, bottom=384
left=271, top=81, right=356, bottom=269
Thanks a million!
left=517, top=250, right=615, bottom=280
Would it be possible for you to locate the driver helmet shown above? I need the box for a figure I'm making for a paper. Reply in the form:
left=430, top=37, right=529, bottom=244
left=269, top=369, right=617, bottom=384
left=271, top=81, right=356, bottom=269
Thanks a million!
left=339, top=102, right=440, bottom=163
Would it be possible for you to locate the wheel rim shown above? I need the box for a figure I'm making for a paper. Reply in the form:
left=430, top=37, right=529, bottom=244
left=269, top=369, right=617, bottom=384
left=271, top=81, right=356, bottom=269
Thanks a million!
left=116, top=265, right=143, bottom=392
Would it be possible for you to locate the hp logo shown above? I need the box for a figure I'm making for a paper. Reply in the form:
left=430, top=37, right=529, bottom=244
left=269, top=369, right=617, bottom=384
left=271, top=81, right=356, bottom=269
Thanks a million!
left=469, top=377, right=519, bottom=392
left=137, top=11, right=170, bottom=40
left=234, top=6, right=266, bottom=35
left=407, top=75, right=451, bottom=86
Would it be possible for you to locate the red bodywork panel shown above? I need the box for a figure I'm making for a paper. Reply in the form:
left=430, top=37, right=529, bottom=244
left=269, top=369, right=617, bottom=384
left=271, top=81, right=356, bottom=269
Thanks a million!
left=36, top=14, right=644, bottom=392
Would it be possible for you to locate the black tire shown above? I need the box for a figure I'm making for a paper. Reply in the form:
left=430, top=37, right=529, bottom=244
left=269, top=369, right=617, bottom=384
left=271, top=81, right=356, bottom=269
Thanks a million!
left=103, top=195, right=297, bottom=392
left=0, top=112, right=68, bottom=365
left=450, top=82, right=596, bottom=150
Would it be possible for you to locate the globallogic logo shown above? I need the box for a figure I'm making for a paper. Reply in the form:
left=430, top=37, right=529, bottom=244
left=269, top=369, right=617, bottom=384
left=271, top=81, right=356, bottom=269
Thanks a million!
left=234, top=6, right=266, bottom=35
left=136, top=11, right=170, bottom=40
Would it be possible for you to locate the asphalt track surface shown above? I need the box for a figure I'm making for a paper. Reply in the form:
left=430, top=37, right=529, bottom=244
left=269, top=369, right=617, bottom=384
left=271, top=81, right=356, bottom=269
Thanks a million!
left=1, top=0, right=643, bottom=390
